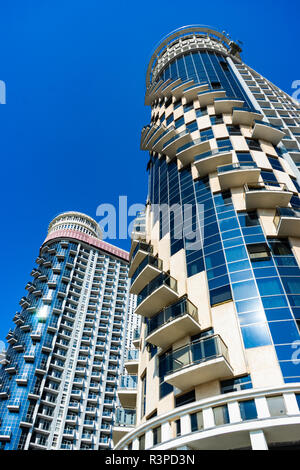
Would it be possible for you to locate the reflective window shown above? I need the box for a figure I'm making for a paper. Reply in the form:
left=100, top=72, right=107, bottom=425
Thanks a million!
left=239, top=399, right=257, bottom=420
left=241, top=323, right=272, bottom=348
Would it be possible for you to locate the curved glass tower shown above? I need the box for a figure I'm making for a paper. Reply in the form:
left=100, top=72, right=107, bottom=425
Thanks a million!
left=114, top=26, right=300, bottom=450
left=0, top=211, right=133, bottom=450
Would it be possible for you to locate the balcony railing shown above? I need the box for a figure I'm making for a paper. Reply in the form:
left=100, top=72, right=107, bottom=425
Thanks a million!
left=137, top=273, right=177, bottom=306
left=115, top=408, right=136, bottom=427
left=163, top=334, right=229, bottom=376
left=131, top=255, right=163, bottom=285
left=146, top=297, right=198, bottom=336
left=119, top=375, right=137, bottom=389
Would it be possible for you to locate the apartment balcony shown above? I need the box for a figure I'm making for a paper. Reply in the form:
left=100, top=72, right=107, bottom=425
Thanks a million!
left=0, top=386, right=9, bottom=399
left=232, top=107, right=263, bottom=126
left=194, top=149, right=233, bottom=177
left=65, top=414, right=77, bottom=424
left=135, top=272, right=178, bottom=317
left=132, top=328, right=140, bottom=349
left=117, top=375, right=137, bottom=409
left=142, top=124, right=165, bottom=151
left=130, top=255, right=163, bottom=295
left=213, top=98, right=244, bottom=114
left=274, top=207, right=300, bottom=237
left=176, top=138, right=211, bottom=167
left=7, top=399, right=21, bottom=412
left=163, top=335, right=233, bottom=391
left=16, top=374, right=29, bottom=386
left=252, top=120, right=285, bottom=145
left=124, top=350, right=139, bottom=374
left=5, top=364, right=17, bottom=375
left=217, top=162, right=261, bottom=189
left=20, top=323, right=31, bottom=332
left=24, top=350, right=35, bottom=362
left=244, top=183, right=293, bottom=210
left=0, top=427, right=12, bottom=441
left=30, top=330, right=42, bottom=342
left=170, top=79, right=194, bottom=100
left=146, top=297, right=200, bottom=349
left=162, top=130, right=192, bottom=160
left=113, top=408, right=136, bottom=446
left=151, top=126, right=177, bottom=153
left=182, top=83, right=209, bottom=101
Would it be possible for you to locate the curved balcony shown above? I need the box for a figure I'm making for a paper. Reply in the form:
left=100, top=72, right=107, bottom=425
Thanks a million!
left=214, top=98, right=244, bottom=114
left=158, top=78, right=183, bottom=100
left=124, top=350, right=139, bottom=374
left=274, top=207, right=300, bottom=237
left=146, top=297, right=200, bottom=349
left=114, top=384, right=300, bottom=450
left=163, top=334, right=233, bottom=391
left=252, top=120, right=285, bottom=145
left=129, top=242, right=153, bottom=277
left=244, top=183, right=293, bottom=210
left=113, top=408, right=136, bottom=446
left=162, top=130, right=192, bottom=160
left=130, top=255, right=163, bottom=295
left=171, top=79, right=196, bottom=100
left=135, top=272, right=178, bottom=317
left=151, top=126, right=177, bottom=153
left=117, top=375, right=137, bottom=409
left=176, top=137, right=211, bottom=167
left=182, top=83, right=209, bottom=101
left=194, top=149, right=233, bottom=177
left=198, top=89, right=226, bottom=107
left=217, top=162, right=261, bottom=189
left=232, top=107, right=263, bottom=126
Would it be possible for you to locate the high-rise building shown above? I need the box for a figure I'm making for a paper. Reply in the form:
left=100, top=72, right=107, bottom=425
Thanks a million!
left=113, top=26, right=300, bottom=451
left=0, top=211, right=133, bottom=450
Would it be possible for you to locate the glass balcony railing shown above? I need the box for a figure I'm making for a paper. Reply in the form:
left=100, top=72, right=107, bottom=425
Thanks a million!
left=162, top=335, right=229, bottom=376
left=131, top=241, right=153, bottom=262
left=146, top=297, right=198, bottom=337
left=126, top=350, right=139, bottom=362
left=119, top=375, right=138, bottom=389
left=274, top=206, right=300, bottom=229
left=133, top=328, right=140, bottom=341
left=137, top=273, right=177, bottom=306
left=218, top=162, right=257, bottom=175
left=115, top=408, right=136, bottom=427
left=162, top=130, right=189, bottom=150
left=131, top=255, right=163, bottom=284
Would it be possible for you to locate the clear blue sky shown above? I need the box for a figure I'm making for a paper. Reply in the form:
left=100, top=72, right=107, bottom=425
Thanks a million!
left=0, top=0, right=299, bottom=342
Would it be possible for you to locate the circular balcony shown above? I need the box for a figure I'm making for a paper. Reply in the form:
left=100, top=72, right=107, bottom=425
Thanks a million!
left=114, top=384, right=300, bottom=450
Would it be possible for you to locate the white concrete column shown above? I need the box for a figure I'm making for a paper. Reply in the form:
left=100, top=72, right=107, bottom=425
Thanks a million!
left=180, top=414, right=191, bottom=435
left=161, top=421, right=171, bottom=442
left=250, top=430, right=268, bottom=450
left=145, top=429, right=153, bottom=449
left=132, top=438, right=139, bottom=450
left=284, top=392, right=300, bottom=415
left=203, top=407, right=215, bottom=429
left=228, top=401, right=242, bottom=423
left=255, top=397, right=270, bottom=419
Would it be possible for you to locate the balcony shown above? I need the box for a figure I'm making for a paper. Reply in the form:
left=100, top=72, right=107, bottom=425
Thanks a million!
left=176, top=138, right=211, bottom=167
left=232, top=107, right=263, bottom=126
left=132, top=328, right=140, bottom=349
left=244, top=182, right=293, bottom=210
left=151, top=126, right=177, bottom=153
left=252, top=120, right=285, bottom=145
left=182, top=83, right=209, bottom=101
left=130, top=255, right=163, bottom=295
left=0, top=427, right=12, bottom=441
left=214, top=98, right=244, bottom=114
left=124, top=350, right=139, bottom=374
left=113, top=408, right=136, bottom=445
left=7, top=399, right=21, bottom=412
left=198, top=89, right=226, bottom=107
left=163, top=335, right=233, bottom=391
left=170, top=79, right=195, bottom=99
left=135, top=272, right=178, bottom=317
left=146, top=297, right=200, bottom=349
left=194, top=149, right=233, bottom=177
left=16, top=374, right=29, bottom=386
left=117, top=375, right=137, bottom=409
left=162, top=130, right=192, bottom=160
left=217, top=162, right=261, bottom=189
left=274, top=207, right=300, bottom=237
